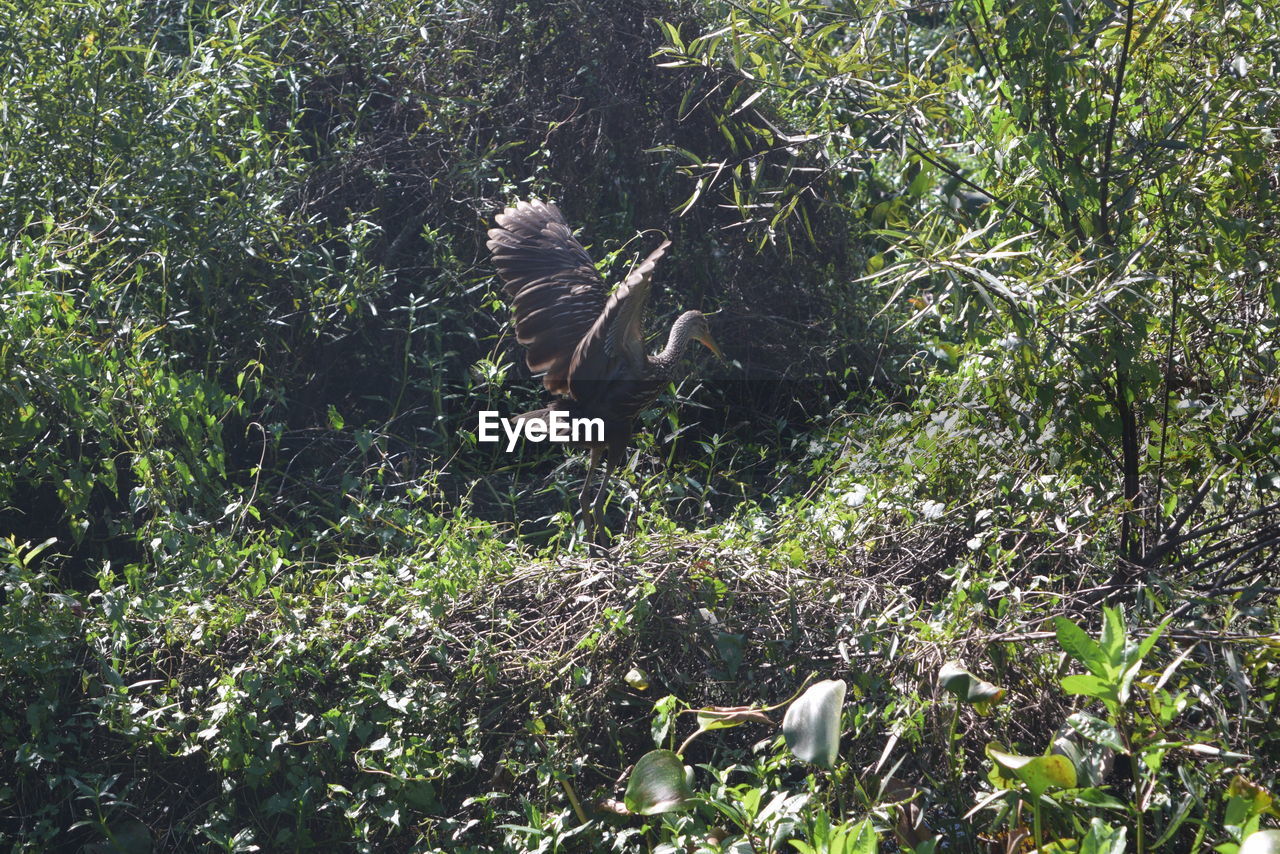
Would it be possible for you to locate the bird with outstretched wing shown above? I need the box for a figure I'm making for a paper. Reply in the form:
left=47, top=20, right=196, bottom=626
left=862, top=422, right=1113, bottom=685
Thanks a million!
left=487, top=199, right=722, bottom=544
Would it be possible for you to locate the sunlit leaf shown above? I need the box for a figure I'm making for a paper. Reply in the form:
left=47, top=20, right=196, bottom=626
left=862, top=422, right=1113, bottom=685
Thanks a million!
left=986, top=743, right=1078, bottom=798
left=1067, top=712, right=1127, bottom=754
left=1070, top=787, right=1128, bottom=810
left=938, top=661, right=1006, bottom=713
left=624, top=750, right=693, bottom=815
left=1060, top=673, right=1113, bottom=702
left=1241, top=831, right=1280, bottom=854
left=1229, top=777, right=1277, bottom=815
left=784, top=679, right=846, bottom=768
left=624, top=667, right=649, bottom=691
left=696, top=705, right=774, bottom=732
left=847, top=817, right=879, bottom=853
left=651, top=695, right=678, bottom=747
left=1079, top=818, right=1127, bottom=854
left=1055, top=617, right=1107, bottom=677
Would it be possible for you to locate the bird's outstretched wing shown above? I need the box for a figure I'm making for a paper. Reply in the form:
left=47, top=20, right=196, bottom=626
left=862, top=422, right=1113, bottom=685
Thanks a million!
left=568, top=240, right=670, bottom=402
left=487, top=200, right=608, bottom=396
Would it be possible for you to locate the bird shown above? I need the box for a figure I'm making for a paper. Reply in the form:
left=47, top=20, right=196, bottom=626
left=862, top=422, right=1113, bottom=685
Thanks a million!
left=486, top=199, right=723, bottom=544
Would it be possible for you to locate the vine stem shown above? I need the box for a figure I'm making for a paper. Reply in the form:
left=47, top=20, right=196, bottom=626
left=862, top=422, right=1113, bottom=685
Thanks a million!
left=1154, top=280, right=1181, bottom=532
left=947, top=702, right=961, bottom=786
left=1099, top=0, right=1139, bottom=242
left=1120, top=708, right=1146, bottom=854
left=1132, top=749, right=1147, bottom=854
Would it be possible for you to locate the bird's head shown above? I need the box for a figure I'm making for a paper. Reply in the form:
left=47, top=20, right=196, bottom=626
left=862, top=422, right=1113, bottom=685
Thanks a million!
left=685, top=311, right=724, bottom=361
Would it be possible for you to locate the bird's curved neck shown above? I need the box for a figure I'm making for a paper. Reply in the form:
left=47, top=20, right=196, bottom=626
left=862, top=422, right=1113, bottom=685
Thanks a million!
left=651, top=311, right=703, bottom=376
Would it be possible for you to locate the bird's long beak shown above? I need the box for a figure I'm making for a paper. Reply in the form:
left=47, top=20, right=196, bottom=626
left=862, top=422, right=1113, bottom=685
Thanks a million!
left=699, top=333, right=725, bottom=361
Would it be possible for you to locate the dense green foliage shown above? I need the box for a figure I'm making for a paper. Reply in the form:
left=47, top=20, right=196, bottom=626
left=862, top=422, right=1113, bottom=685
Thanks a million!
left=1, top=0, right=1277, bottom=851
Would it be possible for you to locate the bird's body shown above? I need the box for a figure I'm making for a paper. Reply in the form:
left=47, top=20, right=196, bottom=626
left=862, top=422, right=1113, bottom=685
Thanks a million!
left=486, top=199, right=721, bottom=542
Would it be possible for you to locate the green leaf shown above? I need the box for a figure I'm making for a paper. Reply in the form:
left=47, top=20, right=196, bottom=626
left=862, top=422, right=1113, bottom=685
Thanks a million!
left=1228, top=776, right=1276, bottom=815
left=1080, top=818, right=1128, bottom=854
left=938, top=661, right=1006, bottom=712
left=907, top=166, right=935, bottom=198
left=1070, top=787, right=1129, bottom=810
left=1067, top=712, right=1128, bottom=753
left=1060, top=673, right=1114, bottom=702
left=624, top=750, right=693, bottom=815
left=1134, top=617, right=1169, bottom=665
left=1122, top=617, right=1173, bottom=706
left=986, top=743, right=1078, bottom=799
left=784, top=679, right=846, bottom=769
left=695, top=705, right=773, bottom=733
left=1055, top=617, right=1108, bottom=677
left=714, top=631, right=746, bottom=676
left=847, top=817, right=879, bottom=853
left=651, top=695, right=678, bottom=747
left=1099, top=606, right=1127, bottom=669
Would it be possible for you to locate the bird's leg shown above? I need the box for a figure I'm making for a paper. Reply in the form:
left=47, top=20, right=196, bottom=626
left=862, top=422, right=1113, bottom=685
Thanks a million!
left=590, top=454, right=618, bottom=548
left=579, top=447, right=603, bottom=544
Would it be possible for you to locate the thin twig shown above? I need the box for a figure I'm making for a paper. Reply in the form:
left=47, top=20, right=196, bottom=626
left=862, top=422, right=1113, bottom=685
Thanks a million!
left=1098, top=0, right=1138, bottom=244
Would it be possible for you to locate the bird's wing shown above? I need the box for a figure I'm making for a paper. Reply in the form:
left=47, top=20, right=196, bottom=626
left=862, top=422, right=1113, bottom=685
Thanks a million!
left=487, top=200, right=608, bottom=396
left=568, top=239, right=670, bottom=400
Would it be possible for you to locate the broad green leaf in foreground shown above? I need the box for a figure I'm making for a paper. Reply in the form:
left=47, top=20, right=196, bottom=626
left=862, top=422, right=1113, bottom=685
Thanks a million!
left=790, top=816, right=878, bottom=854
left=846, top=817, right=878, bottom=854
left=783, top=679, right=846, bottom=769
left=1228, top=775, right=1276, bottom=815
left=624, top=750, right=693, bottom=815
left=1055, top=616, right=1109, bottom=678
left=1079, top=818, right=1127, bottom=854
left=1060, top=673, right=1114, bottom=703
left=986, top=743, right=1078, bottom=798
left=938, top=661, right=1006, bottom=713
left=1055, top=608, right=1170, bottom=709
left=1067, top=712, right=1128, bottom=754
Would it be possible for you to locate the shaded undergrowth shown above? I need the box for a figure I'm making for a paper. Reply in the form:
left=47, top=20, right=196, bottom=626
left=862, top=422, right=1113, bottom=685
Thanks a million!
left=4, top=474, right=1277, bottom=851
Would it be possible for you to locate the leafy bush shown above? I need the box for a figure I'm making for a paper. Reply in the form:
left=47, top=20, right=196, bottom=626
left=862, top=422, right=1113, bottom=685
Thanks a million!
left=2, top=0, right=1277, bottom=851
